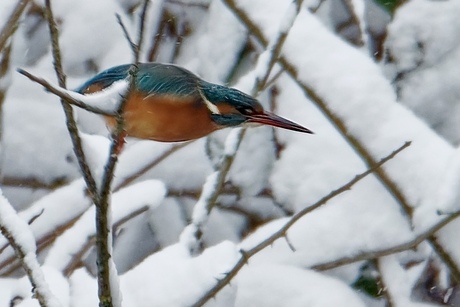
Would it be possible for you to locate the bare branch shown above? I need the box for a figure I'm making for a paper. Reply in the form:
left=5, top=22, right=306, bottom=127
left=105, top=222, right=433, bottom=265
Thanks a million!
left=63, top=205, right=149, bottom=277
left=192, top=141, right=410, bottom=306
left=184, top=0, right=304, bottom=255
left=0, top=0, right=31, bottom=53
left=0, top=42, right=12, bottom=144
left=43, top=0, right=99, bottom=202
left=313, top=209, right=460, bottom=271
left=95, top=1, right=150, bottom=306
left=222, top=0, right=460, bottom=288
left=17, top=69, right=116, bottom=116
left=116, top=14, right=137, bottom=55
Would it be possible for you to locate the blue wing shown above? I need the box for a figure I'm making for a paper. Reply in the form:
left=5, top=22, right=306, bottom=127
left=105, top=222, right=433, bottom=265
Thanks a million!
left=75, top=64, right=131, bottom=93
left=76, top=63, right=200, bottom=97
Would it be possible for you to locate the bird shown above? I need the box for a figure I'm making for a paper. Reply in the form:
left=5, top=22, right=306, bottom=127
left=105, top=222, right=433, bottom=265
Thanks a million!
left=76, top=63, right=313, bottom=142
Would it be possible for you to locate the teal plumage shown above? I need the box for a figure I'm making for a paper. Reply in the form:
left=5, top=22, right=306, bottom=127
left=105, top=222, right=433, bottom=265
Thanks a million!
left=77, top=62, right=312, bottom=142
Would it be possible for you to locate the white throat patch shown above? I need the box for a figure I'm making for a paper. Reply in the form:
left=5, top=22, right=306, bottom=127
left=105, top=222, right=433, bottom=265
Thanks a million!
left=199, top=90, right=220, bottom=114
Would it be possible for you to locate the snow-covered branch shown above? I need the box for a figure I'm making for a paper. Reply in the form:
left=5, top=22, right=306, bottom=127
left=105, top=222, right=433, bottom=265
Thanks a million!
left=0, top=191, right=61, bottom=307
left=182, top=0, right=304, bottom=255
left=193, top=141, right=410, bottom=306
left=313, top=206, right=460, bottom=271
left=17, top=68, right=125, bottom=116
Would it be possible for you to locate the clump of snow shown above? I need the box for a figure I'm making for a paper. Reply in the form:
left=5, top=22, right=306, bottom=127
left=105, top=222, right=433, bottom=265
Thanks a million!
left=235, top=264, right=366, bottom=307
left=44, top=180, right=166, bottom=271
left=121, top=241, right=239, bottom=307
left=384, top=0, right=460, bottom=145
left=0, top=190, right=62, bottom=307
left=178, top=0, right=247, bottom=82
left=79, top=133, right=111, bottom=188
left=229, top=127, right=275, bottom=196
left=2, top=74, right=80, bottom=183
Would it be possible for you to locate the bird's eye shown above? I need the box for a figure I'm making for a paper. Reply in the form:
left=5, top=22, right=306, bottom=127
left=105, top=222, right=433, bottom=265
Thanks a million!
left=237, top=107, right=255, bottom=115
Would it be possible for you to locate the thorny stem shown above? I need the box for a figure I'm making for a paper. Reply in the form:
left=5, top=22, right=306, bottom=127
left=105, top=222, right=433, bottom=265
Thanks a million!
left=192, top=142, right=410, bottom=307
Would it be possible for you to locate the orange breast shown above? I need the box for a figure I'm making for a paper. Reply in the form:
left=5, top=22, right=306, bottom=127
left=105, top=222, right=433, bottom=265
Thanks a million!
left=105, top=91, right=220, bottom=142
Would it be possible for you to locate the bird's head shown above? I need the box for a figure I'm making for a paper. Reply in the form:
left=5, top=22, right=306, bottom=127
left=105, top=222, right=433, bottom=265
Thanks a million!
left=200, top=82, right=313, bottom=134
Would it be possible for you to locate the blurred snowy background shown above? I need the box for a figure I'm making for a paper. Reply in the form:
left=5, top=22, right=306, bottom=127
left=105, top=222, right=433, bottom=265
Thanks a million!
left=1, top=0, right=460, bottom=306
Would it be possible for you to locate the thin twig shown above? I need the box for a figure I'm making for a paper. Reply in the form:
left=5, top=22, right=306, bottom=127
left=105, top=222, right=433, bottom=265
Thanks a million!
left=185, top=0, right=304, bottom=255
left=95, top=1, right=150, bottom=306
left=0, top=176, right=67, bottom=190
left=95, top=70, right=135, bottom=307
left=0, top=0, right=31, bottom=53
left=0, top=42, right=12, bottom=146
left=16, top=69, right=116, bottom=115
left=192, top=142, right=410, bottom=306
left=312, top=209, right=460, bottom=271
left=222, top=0, right=460, bottom=280
left=0, top=142, right=192, bottom=276
left=222, top=0, right=415, bottom=221
left=336, top=0, right=365, bottom=46
left=116, top=14, right=137, bottom=54
left=43, top=0, right=99, bottom=201
left=427, top=234, right=460, bottom=283
left=63, top=205, right=149, bottom=276
left=0, top=195, right=60, bottom=307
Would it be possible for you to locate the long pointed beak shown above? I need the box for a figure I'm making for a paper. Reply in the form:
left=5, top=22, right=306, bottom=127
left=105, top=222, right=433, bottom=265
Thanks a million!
left=247, top=111, right=313, bottom=134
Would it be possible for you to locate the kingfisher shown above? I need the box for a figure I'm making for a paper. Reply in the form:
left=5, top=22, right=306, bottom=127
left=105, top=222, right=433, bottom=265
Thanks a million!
left=76, top=63, right=313, bottom=142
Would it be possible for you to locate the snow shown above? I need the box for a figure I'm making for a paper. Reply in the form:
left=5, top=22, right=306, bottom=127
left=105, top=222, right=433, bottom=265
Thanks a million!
left=44, top=180, right=166, bottom=271
left=2, top=0, right=460, bottom=305
left=229, top=127, right=275, bottom=196
left=0, top=179, right=92, bottom=260
left=384, top=0, right=460, bottom=145
left=223, top=127, right=242, bottom=156
left=178, top=0, right=247, bottom=82
left=68, top=80, right=129, bottom=113
left=191, top=171, right=219, bottom=225
left=69, top=269, right=98, bottom=307
left=379, top=255, right=439, bottom=307
left=2, top=74, right=80, bottom=183
left=235, top=264, right=366, bottom=307
left=79, top=133, right=111, bottom=187
left=120, top=241, right=239, bottom=307
left=0, top=190, right=62, bottom=307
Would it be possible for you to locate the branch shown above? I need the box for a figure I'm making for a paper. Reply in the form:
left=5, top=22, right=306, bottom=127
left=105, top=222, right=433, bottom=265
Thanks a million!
left=0, top=142, right=193, bottom=276
left=114, top=141, right=193, bottom=191
left=222, top=0, right=460, bottom=289
left=95, top=1, right=150, bottom=306
left=183, top=0, right=304, bottom=255
left=0, top=193, right=60, bottom=307
left=43, top=0, right=99, bottom=202
left=0, top=41, right=12, bottom=144
left=16, top=69, right=117, bottom=116
left=222, top=0, right=414, bottom=221
left=0, top=0, right=31, bottom=53
left=192, top=141, right=410, bottom=306
left=63, top=205, right=149, bottom=276
left=312, top=208, right=460, bottom=271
